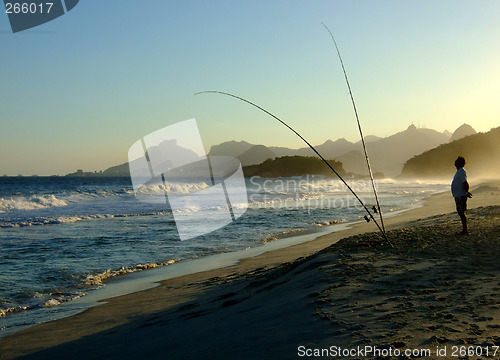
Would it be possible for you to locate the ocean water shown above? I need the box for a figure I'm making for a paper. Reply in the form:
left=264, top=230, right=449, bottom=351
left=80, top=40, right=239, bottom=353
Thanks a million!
left=0, top=175, right=448, bottom=336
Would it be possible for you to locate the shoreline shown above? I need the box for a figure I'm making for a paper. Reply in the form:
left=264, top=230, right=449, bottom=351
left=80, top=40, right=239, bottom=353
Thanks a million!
left=0, top=180, right=430, bottom=339
left=1, top=181, right=499, bottom=359
left=0, top=181, right=427, bottom=338
left=0, top=210, right=359, bottom=340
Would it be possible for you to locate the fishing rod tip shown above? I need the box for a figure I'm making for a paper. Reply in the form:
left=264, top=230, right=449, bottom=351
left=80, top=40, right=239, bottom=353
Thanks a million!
left=194, top=90, right=225, bottom=97
left=194, top=90, right=211, bottom=96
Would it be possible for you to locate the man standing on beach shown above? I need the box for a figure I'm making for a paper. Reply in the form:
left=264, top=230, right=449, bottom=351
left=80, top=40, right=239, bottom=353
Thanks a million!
left=451, top=156, right=472, bottom=235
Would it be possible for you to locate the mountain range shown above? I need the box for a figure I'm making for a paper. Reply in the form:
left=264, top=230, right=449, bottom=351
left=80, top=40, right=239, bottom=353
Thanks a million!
left=210, top=124, right=476, bottom=177
left=243, top=156, right=345, bottom=178
left=401, top=126, right=500, bottom=179
left=66, top=123, right=487, bottom=179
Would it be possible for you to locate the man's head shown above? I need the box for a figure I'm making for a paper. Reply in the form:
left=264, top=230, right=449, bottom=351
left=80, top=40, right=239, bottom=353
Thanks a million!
left=455, top=156, right=466, bottom=169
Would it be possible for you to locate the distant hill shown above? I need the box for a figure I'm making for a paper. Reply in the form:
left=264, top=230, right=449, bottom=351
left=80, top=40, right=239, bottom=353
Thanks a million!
left=66, top=169, right=101, bottom=177
left=400, top=127, right=500, bottom=179
left=449, top=123, right=476, bottom=142
left=208, top=126, right=451, bottom=176
left=271, top=138, right=361, bottom=159
left=80, top=154, right=345, bottom=179
left=336, top=150, right=366, bottom=175
left=65, top=124, right=461, bottom=178
left=237, top=145, right=277, bottom=166
left=340, top=125, right=450, bottom=176
left=100, top=162, right=129, bottom=177
left=66, top=163, right=130, bottom=177
left=214, top=138, right=358, bottom=159
left=268, top=145, right=299, bottom=157
left=355, top=135, right=382, bottom=145
left=208, top=140, right=254, bottom=157
left=243, top=156, right=345, bottom=178
left=67, top=139, right=204, bottom=178
left=313, top=138, right=355, bottom=159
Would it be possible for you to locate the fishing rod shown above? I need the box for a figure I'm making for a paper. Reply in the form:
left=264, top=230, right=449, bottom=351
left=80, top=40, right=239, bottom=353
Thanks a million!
left=322, top=23, right=386, bottom=235
left=195, top=90, right=391, bottom=245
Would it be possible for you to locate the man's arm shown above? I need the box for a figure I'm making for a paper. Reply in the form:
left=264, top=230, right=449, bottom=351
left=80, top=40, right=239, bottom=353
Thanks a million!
left=463, top=181, right=472, bottom=197
left=462, top=181, right=469, bottom=192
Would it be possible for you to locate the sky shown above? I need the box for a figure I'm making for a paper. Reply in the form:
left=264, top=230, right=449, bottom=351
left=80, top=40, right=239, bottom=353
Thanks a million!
left=1, top=0, right=499, bottom=175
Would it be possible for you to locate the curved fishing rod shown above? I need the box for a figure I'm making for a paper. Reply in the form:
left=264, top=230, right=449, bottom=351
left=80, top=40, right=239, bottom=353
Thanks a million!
left=195, top=90, right=390, bottom=244
left=321, top=23, right=386, bottom=235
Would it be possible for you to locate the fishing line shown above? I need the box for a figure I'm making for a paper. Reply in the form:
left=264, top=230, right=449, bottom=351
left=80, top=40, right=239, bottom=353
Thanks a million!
left=195, top=90, right=391, bottom=245
left=322, top=23, right=386, bottom=235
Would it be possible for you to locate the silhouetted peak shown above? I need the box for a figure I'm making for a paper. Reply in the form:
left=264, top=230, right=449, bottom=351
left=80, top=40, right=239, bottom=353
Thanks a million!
left=208, top=140, right=254, bottom=157
left=450, top=123, right=476, bottom=142
left=326, top=138, right=351, bottom=145
left=407, top=124, right=417, bottom=132
left=237, top=145, right=277, bottom=166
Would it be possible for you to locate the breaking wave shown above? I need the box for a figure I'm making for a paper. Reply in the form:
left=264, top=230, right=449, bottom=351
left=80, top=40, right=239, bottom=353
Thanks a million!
left=0, top=195, right=68, bottom=212
left=0, top=211, right=173, bottom=228
left=83, top=259, right=179, bottom=286
left=0, top=259, right=179, bottom=318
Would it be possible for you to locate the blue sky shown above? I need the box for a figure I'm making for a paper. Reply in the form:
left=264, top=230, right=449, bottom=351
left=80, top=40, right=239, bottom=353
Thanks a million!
left=1, top=1, right=499, bottom=175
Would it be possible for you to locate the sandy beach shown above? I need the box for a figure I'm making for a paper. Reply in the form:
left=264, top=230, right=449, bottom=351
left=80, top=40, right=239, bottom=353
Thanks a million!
left=1, top=181, right=499, bottom=359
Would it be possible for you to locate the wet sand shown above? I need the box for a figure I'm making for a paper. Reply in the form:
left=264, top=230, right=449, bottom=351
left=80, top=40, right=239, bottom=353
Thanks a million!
left=1, top=182, right=499, bottom=359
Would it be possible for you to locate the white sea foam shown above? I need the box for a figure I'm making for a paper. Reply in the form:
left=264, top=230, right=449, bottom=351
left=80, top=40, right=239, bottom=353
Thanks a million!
left=0, top=211, right=175, bottom=228
left=0, top=291, right=85, bottom=317
left=376, top=178, right=449, bottom=186
left=314, top=218, right=347, bottom=227
left=135, top=181, right=211, bottom=196
left=260, top=228, right=310, bottom=244
left=43, top=299, right=61, bottom=307
left=83, top=260, right=178, bottom=286
left=0, top=305, right=31, bottom=317
left=0, top=261, right=180, bottom=317
left=0, top=195, right=68, bottom=212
